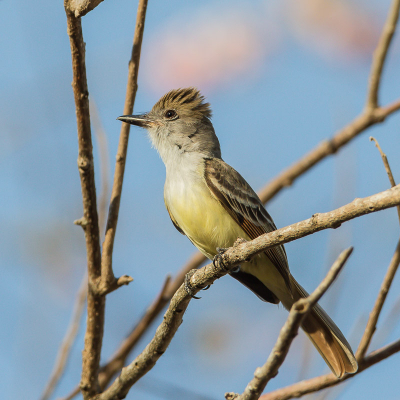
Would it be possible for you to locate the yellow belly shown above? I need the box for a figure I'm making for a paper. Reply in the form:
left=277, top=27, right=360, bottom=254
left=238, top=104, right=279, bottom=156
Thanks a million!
left=165, top=179, right=245, bottom=259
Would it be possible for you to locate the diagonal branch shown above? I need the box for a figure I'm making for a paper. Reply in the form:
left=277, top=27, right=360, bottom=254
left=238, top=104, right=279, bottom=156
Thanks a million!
left=257, top=100, right=400, bottom=203
left=93, top=185, right=400, bottom=400
left=259, top=338, right=400, bottom=400
left=99, top=0, right=148, bottom=294
left=97, top=276, right=172, bottom=388
left=367, top=0, right=400, bottom=109
left=220, top=185, right=400, bottom=266
left=356, top=240, right=400, bottom=361
left=235, top=248, right=353, bottom=400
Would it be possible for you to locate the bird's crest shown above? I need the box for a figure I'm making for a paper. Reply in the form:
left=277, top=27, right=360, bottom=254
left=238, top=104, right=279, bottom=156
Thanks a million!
left=152, top=87, right=212, bottom=119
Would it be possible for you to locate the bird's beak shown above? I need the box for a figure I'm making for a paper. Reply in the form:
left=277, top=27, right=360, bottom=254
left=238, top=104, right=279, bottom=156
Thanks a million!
left=117, top=114, right=154, bottom=128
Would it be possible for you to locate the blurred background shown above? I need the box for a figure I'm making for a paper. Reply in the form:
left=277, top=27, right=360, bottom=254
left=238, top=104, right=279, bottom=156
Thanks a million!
left=1, top=0, right=400, bottom=399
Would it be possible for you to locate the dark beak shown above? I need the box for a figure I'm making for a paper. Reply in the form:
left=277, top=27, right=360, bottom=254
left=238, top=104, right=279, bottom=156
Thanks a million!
left=117, top=114, right=154, bottom=128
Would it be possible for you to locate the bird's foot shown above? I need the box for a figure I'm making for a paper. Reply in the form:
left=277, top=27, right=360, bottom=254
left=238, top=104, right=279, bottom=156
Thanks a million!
left=184, top=269, right=201, bottom=299
left=213, top=247, right=229, bottom=271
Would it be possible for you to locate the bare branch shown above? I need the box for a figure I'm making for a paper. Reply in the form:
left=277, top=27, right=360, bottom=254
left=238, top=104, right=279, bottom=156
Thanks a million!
left=93, top=185, right=399, bottom=400
left=366, top=0, right=400, bottom=109
left=64, top=9, right=104, bottom=398
left=259, top=339, right=400, bottom=400
left=235, top=248, right=353, bottom=400
left=40, top=276, right=87, bottom=400
left=99, top=0, right=148, bottom=294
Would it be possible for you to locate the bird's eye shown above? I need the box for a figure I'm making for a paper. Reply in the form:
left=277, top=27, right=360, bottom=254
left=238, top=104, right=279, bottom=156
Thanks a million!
left=164, top=110, right=177, bottom=120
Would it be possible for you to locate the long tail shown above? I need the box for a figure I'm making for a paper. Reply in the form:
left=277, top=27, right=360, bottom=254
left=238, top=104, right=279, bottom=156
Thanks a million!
left=281, top=276, right=358, bottom=378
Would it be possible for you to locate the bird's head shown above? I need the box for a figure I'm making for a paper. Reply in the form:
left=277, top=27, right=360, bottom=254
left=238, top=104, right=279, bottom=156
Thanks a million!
left=118, top=88, right=221, bottom=164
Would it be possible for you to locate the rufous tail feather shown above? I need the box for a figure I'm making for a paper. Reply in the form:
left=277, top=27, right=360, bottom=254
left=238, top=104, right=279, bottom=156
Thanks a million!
left=281, top=276, right=358, bottom=378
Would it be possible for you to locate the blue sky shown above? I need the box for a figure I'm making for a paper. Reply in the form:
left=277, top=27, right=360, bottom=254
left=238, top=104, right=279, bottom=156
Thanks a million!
left=1, top=1, right=400, bottom=399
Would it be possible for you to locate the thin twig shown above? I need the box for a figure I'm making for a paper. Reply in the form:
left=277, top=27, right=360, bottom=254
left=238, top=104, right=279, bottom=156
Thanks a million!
left=64, top=9, right=104, bottom=399
left=40, top=275, right=88, bottom=400
left=355, top=137, right=400, bottom=360
left=91, top=185, right=400, bottom=400
left=369, top=136, right=400, bottom=221
left=259, top=339, right=400, bottom=400
left=355, top=239, right=400, bottom=361
left=366, top=0, right=400, bottom=109
left=99, top=0, right=148, bottom=294
left=235, top=248, right=353, bottom=400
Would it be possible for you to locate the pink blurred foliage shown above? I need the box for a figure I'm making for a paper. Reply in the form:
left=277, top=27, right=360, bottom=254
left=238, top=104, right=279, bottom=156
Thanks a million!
left=285, top=0, right=381, bottom=65
left=142, top=5, right=281, bottom=93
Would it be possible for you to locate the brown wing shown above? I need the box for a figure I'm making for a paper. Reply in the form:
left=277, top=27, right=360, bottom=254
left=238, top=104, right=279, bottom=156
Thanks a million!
left=204, top=157, right=292, bottom=292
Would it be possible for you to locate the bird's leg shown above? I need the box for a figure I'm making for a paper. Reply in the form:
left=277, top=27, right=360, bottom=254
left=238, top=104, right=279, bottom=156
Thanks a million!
left=184, top=269, right=201, bottom=299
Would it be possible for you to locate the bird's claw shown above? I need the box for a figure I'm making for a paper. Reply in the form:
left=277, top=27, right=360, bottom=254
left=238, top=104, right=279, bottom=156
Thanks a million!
left=213, top=247, right=229, bottom=271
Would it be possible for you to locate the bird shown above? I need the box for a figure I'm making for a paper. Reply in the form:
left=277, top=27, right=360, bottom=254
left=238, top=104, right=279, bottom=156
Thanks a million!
left=117, top=87, right=358, bottom=378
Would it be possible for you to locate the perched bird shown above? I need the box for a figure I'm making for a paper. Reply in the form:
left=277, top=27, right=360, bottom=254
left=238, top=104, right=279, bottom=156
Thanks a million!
left=118, top=88, right=358, bottom=377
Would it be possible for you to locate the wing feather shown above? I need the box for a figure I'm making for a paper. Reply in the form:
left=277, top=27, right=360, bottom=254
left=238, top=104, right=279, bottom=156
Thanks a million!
left=204, top=157, right=291, bottom=292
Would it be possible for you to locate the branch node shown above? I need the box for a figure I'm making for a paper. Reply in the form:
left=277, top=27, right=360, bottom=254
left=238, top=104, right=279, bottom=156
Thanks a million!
left=117, top=275, right=134, bottom=287
left=225, top=392, right=239, bottom=400
left=74, top=217, right=88, bottom=228
left=77, top=155, right=92, bottom=171
left=331, top=221, right=342, bottom=229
